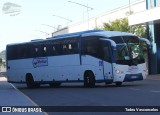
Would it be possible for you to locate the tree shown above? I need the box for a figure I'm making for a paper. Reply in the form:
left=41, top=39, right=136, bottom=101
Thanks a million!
left=103, top=18, right=129, bottom=32
left=131, top=25, right=147, bottom=38
left=0, top=50, right=6, bottom=67
left=96, top=18, right=146, bottom=38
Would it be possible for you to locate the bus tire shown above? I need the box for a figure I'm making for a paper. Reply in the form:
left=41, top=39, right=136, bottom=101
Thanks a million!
left=84, top=71, right=95, bottom=88
left=26, top=74, right=38, bottom=88
left=115, top=82, right=122, bottom=87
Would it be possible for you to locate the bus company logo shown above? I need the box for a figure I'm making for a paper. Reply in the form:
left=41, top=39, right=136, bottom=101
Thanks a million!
left=128, top=66, right=139, bottom=71
left=32, top=57, right=48, bottom=68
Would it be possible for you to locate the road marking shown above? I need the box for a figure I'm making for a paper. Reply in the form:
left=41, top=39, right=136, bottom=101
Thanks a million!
left=150, top=90, right=160, bottom=93
left=10, top=83, right=38, bottom=106
left=10, top=83, right=48, bottom=115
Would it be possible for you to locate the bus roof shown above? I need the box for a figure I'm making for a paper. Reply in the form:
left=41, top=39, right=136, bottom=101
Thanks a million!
left=81, top=30, right=136, bottom=38
left=51, top=30, right=103, bottom=38
left=49, top=30, right=136, bottom=39
left=7, top=30, right=136, bottom=46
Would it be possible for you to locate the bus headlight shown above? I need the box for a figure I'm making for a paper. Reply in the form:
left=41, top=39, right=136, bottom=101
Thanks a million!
left=115, top=70, right=121, bottom=74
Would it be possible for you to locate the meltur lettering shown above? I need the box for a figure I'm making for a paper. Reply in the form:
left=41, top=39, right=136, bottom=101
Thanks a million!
left=37, top=59, right=47, bottom=63
left=32, top=57, right=48, bottom=68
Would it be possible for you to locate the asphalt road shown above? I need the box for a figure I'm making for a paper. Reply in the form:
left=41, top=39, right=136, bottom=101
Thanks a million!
left=13, top=78, right=160, bottom=115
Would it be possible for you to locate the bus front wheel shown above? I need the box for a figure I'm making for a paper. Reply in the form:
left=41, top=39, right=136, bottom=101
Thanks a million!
left=84, top=71, right=95, bottom=88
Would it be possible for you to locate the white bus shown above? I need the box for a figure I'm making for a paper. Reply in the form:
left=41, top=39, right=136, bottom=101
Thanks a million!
left=6, top=30, right=150, bottom=88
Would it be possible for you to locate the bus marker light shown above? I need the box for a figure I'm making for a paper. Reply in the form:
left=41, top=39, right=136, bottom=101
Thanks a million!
left=115, top=70, right=121, bottom=74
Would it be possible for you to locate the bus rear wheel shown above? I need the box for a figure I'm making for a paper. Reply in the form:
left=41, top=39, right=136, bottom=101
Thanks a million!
left=26, top=74, right=39, bottom=88
left=84, top=71, right=95, bottom=88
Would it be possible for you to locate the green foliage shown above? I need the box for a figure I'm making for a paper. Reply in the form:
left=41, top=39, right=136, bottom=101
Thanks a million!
left=95, top=18, right=146, bottom=38
left=0, top=50, right=6, bottom=67
left=0, top=50, right=6, bottom=62
left=131, top=25, right=147, bottom=38
left=103, top=18, right=129, bottom=32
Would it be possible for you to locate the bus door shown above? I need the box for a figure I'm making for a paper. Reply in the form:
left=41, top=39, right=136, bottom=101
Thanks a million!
left=100, top=39, right=116, bottom=82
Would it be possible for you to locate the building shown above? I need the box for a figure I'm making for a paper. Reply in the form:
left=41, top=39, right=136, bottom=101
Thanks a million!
left=129, top=0, right=160, bottom=74
left=52, top=0, right=146, bottom=36
left=52, top=0, right=160, bottom=75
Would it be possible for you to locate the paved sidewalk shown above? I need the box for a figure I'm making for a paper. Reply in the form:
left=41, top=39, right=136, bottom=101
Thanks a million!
left=0, top=77, right=34, bottom=106
left=0, top=76, right=46, bottom=114
left=147, top=74, right=160, bottom=80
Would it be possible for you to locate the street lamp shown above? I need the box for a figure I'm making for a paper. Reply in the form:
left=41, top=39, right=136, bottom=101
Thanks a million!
left=41, top=24, right=57, bottom=31
left=41, top=24, right=57, bottom=29
left=129, top=0, right=131, bottom=15
left=129, top=0, right=132, bottom=33
left=68, top=1, right=94, bottom=30
left=52, top=14, right=72, bottom=27
left=35, top=30, right=50, bottom=37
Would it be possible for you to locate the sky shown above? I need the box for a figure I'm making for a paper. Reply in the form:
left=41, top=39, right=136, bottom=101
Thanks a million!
left=0, top=0, right=137, bottom=52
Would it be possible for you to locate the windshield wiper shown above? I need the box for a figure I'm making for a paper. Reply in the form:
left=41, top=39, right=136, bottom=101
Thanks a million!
left=121, top=36, right=133, bottom=60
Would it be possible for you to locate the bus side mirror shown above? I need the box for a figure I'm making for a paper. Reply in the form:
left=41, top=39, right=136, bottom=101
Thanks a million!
left=147, top=45, right=152, bottom=54
left=139, top=38, right=152, bottom=53
left=112, top=46, right=117, bottom=51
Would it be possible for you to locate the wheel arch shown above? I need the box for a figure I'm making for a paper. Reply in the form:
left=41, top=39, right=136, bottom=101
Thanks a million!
left=25, top=73, right=33, bottom=81
left=84, top=70, right=95, bottom=78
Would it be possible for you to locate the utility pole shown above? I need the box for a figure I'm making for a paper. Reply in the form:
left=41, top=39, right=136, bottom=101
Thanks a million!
left=68, top=1, right=93, bottom=30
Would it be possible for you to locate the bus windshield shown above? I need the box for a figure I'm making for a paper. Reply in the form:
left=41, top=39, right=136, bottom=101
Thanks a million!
left=111, top=36, right=145, bottom=65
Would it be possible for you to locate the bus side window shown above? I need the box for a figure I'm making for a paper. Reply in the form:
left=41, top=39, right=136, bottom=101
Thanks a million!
left=73, top=43, right=78, bottom=53
left=34, top=46, right=42, bottom=57
left=82, top=36, right=99, bottom=57
left=19, top=45, right=29, bottom=59
left=104, top=47, right=111, bottom=62
left=68, top=43, right=77, bottom=54
left=45, top=45, right=55, bottom=56
left=43, top=46, right=47, bottom=56
left=68, top=44, right=72, bottom=54
left=87, top=46, right=96, bottom=55
left=53, top=45, right=60, bottom=55
left=52, top=46, right=56, bottom=55
left=7, top=45, right=18, bottom=60
left=85, top=42, right=97, bottom=57
left=34, top=47, right=39, bottom=57
left=62, top=44, right=69, bottom=54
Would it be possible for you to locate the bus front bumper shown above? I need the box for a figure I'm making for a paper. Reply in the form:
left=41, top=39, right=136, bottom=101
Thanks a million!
left=123, top=73, right=143, bottom=82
